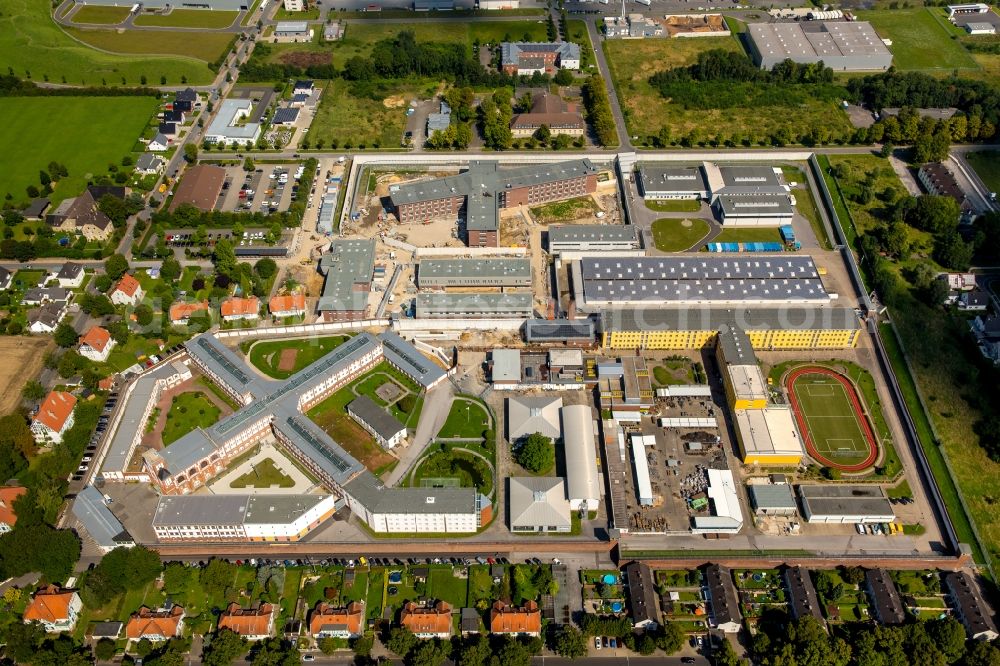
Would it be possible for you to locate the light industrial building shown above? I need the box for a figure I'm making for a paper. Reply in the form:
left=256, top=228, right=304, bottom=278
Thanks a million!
left=390, top=160, right=599, bottom=247
left=693, top=468, right=743, bottom=534
left=573, top=256, right=831, bottom=310
left=507, top=396, right=562, bottom=442
left=415, top=292, right=533, bottom=319
left=491, top=349, right=521, bottom=385
left=273, top=21, right=313, bottom=42
left=560, top=405, right=601, bottom=511
left=205, top=99, right=261, bottom=145
left=547, top=224, right=640, bottom=253
left=717, top=324, right=767, bottom=410
left=747, top=21, right=893, bottom=71
left=735, top=407, right=805, bottom=466
left=508, top=477, right=572, bottom=533
left=417, top=258, right=531, bottom=288
left=72, top=486, right=134, bottom=553
left=631, top=434, right=656, bottom=506
left=600, top=307, right=862, bottom=350
left=317, top=239, right=375, bottom=321
left=748, top=483, right=798, bottom=516
left=638, top=163, right=788, bottom=202
left=152, top=495, right=338, bottom=542
left=598, top=356, right=654, bottom=417
left=713, top=194, right=794, bottom=226
left=637, top=165, right=709, bottom=200
left=798, top=485, right=895, bottom=524
left=524, top=318, right=595, bottom=346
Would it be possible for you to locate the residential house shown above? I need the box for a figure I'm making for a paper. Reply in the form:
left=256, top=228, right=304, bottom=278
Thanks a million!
left=171, top=98, right=193, bottom=113
left=163, top=109, right=185, bottom=124
left=269, top=292, right=307, bottom=318
left=45, top=190, right=114, bottom=242
left=169, top=301, right=210, bottom=325
left=400, top=601, right=452, bottom=639
left=489, top=601, right=541, bottom=637
left=79, top=326, right=116, bottom=363
left=221, top=296, right=260, bottom=322
left=970, top=315, right=1000, bottom=365
left=88, top=621, right=123, bottom=641
left=28, top=302, right=68, bottom=334
left=31, top=391, right=77, bottom=444
left=55, top=262, right=85, bottom=288
left=148, top=133, right=171, bottom=152
left=945, top=571, right=999, bottom=641
left=272, top=107, right=299, bottom=126
left=624, top=561, right=659, bottom=630
left=23, top=586, right=83, bottom=633
left=111, top=274, right=145, bottom=306
left=460, top=608, right=481, bottom=635
left=175, top=88, right=198, bottom=105
left=159, top=122, right=177, bottom=137
left=0, top=266, right=10, bottom=291
left=704, top=564, right=742, bottom=633
left=217, top=602, right=275, bottom=640
left=865, top=569, right=906, bottom=625
left=958, top=290, right=990, bottom=312
left=784, top=566, right=824, bottom=623
left=293, top=80, right=315, bottom=96
left=0, top=486, right=26, bottom=533
left=136, top=154, right=166, bottom=176
left=125, top=606, right=186, bottom=641
left=23, top=287, right=69, bottom=305
left=22, top=198, right=51, bottom=222
left=309, top=602, right=364, bottom=639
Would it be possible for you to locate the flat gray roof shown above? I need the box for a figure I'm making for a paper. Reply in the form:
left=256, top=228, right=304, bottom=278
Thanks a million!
left=602, top=307, right=861, bottom=332
left=206, top=98, right=260, bottom=141
left=152, top=494, right=332, bottom=527
left=798, top=484, right=894, bottom=518
left=636, top=164, right=708, bottom=194
left=716, top=194, right=794, bottom=216
left=492, top=349, right=521, bottom=382
left=344, top=471, right=483, bottom=514
left=418, top=258, right=531, bottom=284
left=73, top=485, right=130, bottom=550
left=524, top=318, right=595, bottom=342
left=548, top=224, right=639, bottom=245
left=749, top=21, right=891, bottom=63
left=717, top=324, right=757, bottom=366
left=748, top=484, right=797, bottom=510
left=348, top=395, right=405, bottom=441
left=318, top=239, right=375, bottom=313
left=416, top=292, right=533, bottom=316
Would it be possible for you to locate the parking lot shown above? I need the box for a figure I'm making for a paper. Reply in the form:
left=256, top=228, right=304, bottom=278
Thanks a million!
left=216, top=163, right=304, bottom=214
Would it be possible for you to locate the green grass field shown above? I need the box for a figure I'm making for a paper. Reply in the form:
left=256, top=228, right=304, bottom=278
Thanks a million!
left=0, top=96, right=158, bottom=206
left=0, top=0, right=216, bottom=85
left=437, top=397, right=491, bottom=439
left=162, top=391, right=221, bottom=445
left=246, top=335, right=351, bottom=379
left=309, top=79, right=426, bottom=149
left=711, top=227, right=783, bottom=245
left=133, top=9, right=239, bottom=28
left=645, top=199, right=702, bottom=213
left=411, top=447, right=493, bottom=496
left=650, top=218, right=711, bottom=252
left=229, top=458, right=295, bottom=488
left=858, top=9, right=978, bottom=71
left=530, top=196, right=599, bottom=223
left=966, top=150, right=1000, bottom=194
left=71, top=5, right=130, bottom=24
left=65, top=26, right=234, bottom=62
left=790, top=371, right=874, bottom=468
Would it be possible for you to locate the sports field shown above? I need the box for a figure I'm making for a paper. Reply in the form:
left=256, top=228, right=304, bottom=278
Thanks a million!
left=0, top=96, right=158, bottom=205
left=786, top=366, right=879, bottom=472
left=246, top=335, right=351, bottom=379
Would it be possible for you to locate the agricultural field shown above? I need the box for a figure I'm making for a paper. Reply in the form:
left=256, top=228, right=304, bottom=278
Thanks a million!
left=161, top=391, right=222, bottom=445
left=0, top=96, right=158, bottom=205
left=0, top=337, right=54, bottom=415
left=133, top=9, right=239, bottom=28
left=245, top=335, right=351, bottom=379
left=857, top=9, right=978, bottom=71
left=64, top=27, right=234, bottom=63
left=0, top=0, right=216, bottom=85
left=602, top=34, right=853, bottom=146
left=71, top=5, right=130, bottom=24
left=650, top=218, right=711, bottom=252
left=966, top=150, right=1000, bottom=194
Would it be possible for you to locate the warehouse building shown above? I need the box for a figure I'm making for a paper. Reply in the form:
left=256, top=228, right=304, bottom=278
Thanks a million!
left=547, top=224, right=640, bottom=253
left=574, top=256, right=831, bottom=310
left=347, top=396, right=407, bottom=449
left=151, top=495, right=338, bottom=542
left=600, top=307, right=862, bottom=350
left=317, top=239, right=375, bottom=321
left=748, top=483, right=798, bottom=516
left=717, top=324, right=767, bottom=410
left=865, top=569, right=906, bottom=626
left=524, top=318, right=596, bottom=346
left=598, top=356, right=654, bottom=415
left=491, top=349, right=522, bottom=385
left=945, top=571, right=999, bottom=641
left=704, top=564, right=742, bottom=633
left=169, top=165, right=227, bottom=213
left=508, top=477, right=572, bottom=533
left=735, top=407, right=805, bottom=466
left=693, top=468, right=744, bottom=534
left=417, top=258, right=531, bottom=288
left=390, top=160, right=599, bottom=247
left=273, top=21, right=313, bottom=42
left=507, top=396, right=562, bottom=442
left=560, top=405, right=601, bottom=511
left=713, top=194, right=794, bottom=226
left=798, top=485, right=895, bottom=524
left=637, top=165, right=709, bottom=200
left=747, top=21, right=893, bottom=71
left=631, top=434, right=655, bottom=506
left=784, top=566, right=824, bottom=621
left=415, top=292, right=533, bottom=319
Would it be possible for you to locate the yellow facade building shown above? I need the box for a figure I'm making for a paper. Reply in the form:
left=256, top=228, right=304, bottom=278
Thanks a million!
left=735, top=406, right=805, bottom=466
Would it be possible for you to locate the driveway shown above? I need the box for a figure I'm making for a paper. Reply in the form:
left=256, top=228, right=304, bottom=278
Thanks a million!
left=381, top=381, right=454, bottom=486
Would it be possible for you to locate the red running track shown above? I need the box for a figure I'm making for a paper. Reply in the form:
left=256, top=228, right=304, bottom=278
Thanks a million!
left=786, top=366, right=879, bottom=472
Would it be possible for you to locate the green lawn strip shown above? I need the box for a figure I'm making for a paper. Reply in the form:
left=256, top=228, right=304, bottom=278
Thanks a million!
left=650, top=218, right=711, bottom=252
left=886, top=479, right=913, bottom=499
left=711, top=227, right=783, bottom=244
left=64, top=27, right=234, bottom=62
left=161, top=391, right=221, bottom=445
left=857, top=8, right=978, bottom=71
left=247, top=335, right=351, bottom=379
left=197, top=376, right=242, bottom=410
left=877, top=322, right=985, bottom=564
left=645, top=199, right=701, bottom=213
left=72, top=5, right=130, bottom=24
left=0, top=97, right=158, bottom=206
left=466, top=565, right=493, bottom=607
left=816, top=154, right=857, bottom=246
left=277, top=568, right=302, bottom=628
left=134, top=9, right=238, bottom=28
left=529, top=195, right=598, bottom=223
left=426, top=568, right=468, bottom=608
left=275, top=7, right=321, bottom=19
left=0, top=0, right=213, bottom=86
left=365, top=568, right=386, bottom=621
left=966, top=150, right=1000, bottom=194
left=437, top=396, right=492, bottom=439
left=565, top=19, right=595, bottom=69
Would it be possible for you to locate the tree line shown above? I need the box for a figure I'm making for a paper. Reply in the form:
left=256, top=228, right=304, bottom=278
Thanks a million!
left=581, top=75, right=617, bottom=147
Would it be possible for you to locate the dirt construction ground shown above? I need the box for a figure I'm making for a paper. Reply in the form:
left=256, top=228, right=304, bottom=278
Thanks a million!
left=0, top=337, right=53, bottom=414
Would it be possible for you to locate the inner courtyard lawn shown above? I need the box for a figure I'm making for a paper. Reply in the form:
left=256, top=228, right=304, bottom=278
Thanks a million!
left=162, top=391, right=221, bottom=445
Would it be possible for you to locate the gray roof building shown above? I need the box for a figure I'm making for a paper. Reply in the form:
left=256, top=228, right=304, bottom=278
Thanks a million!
left=317, top=239, right=375, bottom=315
left=187, top=334, right=274, bottom=402
left=602, top=306, right=861, bottom=335
left=798, top=485, right=895, bottom=524
left=205, top=98, right=261, bottom=144
left=501, top=42, right=581, bottom=69
left=152, top=494, right=335, bottom=529
left=273, top=107, right=300, bottom=125
left=460, top=608, right=481, bottom=634
left=72, top=485, right=133, bottom=552
left=22, top=198, right=50, bottom=220
left=637, top=164, right=710, bottom=199
left=84, top=0, right=247, bottom=8
left=748, top=484, right=797, bottom=515
left=747, top=21, right=893, bottom=71
left=624, top=562, right=659, bottom=629
left=275, top=21, right=310, bottom=34
left=417, top=258, right=531, bottom=288
left=547, top=224, right=640, bottom=252
left=704, top=564, right=742, bottom=632
left=708, top=164, right=788, bottom=198
left=57, top=262, right=83, bottom=282
left=524, top=318, right=595, bottom=344
left=380, top=331, right=447, bottom=389
left=89, top=621, right=123, bottom=639
left=865, top=569, right=906, bottom=625
left=714, top=194, right=794, bottom=218
left=784, top=566, right=824, bottom=622
left=347, top=395, right=406, bottom=443
left=24, top=286, right=69, bottom=304
left=415, top=292, right=533, bottom=319
left=717, top=323, right=758, bottom=366
left=507, top=395, right=562, bottom=442
left=508, top=477, right=572, bottom=532
left=136, top=153, right=164, bottom=172
left=945, top=571, right=999, bottom=641
left=491, top=349, right=521, bottom=383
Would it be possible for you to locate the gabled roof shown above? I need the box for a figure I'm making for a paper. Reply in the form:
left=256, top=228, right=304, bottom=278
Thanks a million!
left=125, top=606, right=185, bottom=639
left=175, top=87, right=198, bottom=103
left=24, top=586, right=77, bottom=624
left=221, top=296, right=260, bottom=317
left=309, top=602, right=364, bottom=636
left=401, top=601, right=452, bottom=635
left=169, top=300, right=209, bottom=322
left=80, top=326, right=112, bottom=353
left=57, top=262, right=83, bottom=280
left=150, top=132, right=170, bottom=146
left=489, top=600, right=541, bottom=634
left=0, top=486, right=26, bottom=527
left=34, top=391, right=76, bottom=433
left=136, top=154, right=164, bottom=171
left=269, top=292, right=306, bottom=314
left=113, top=274, right=142, bottom=298
left=218, top=602, right=274, bottom=636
